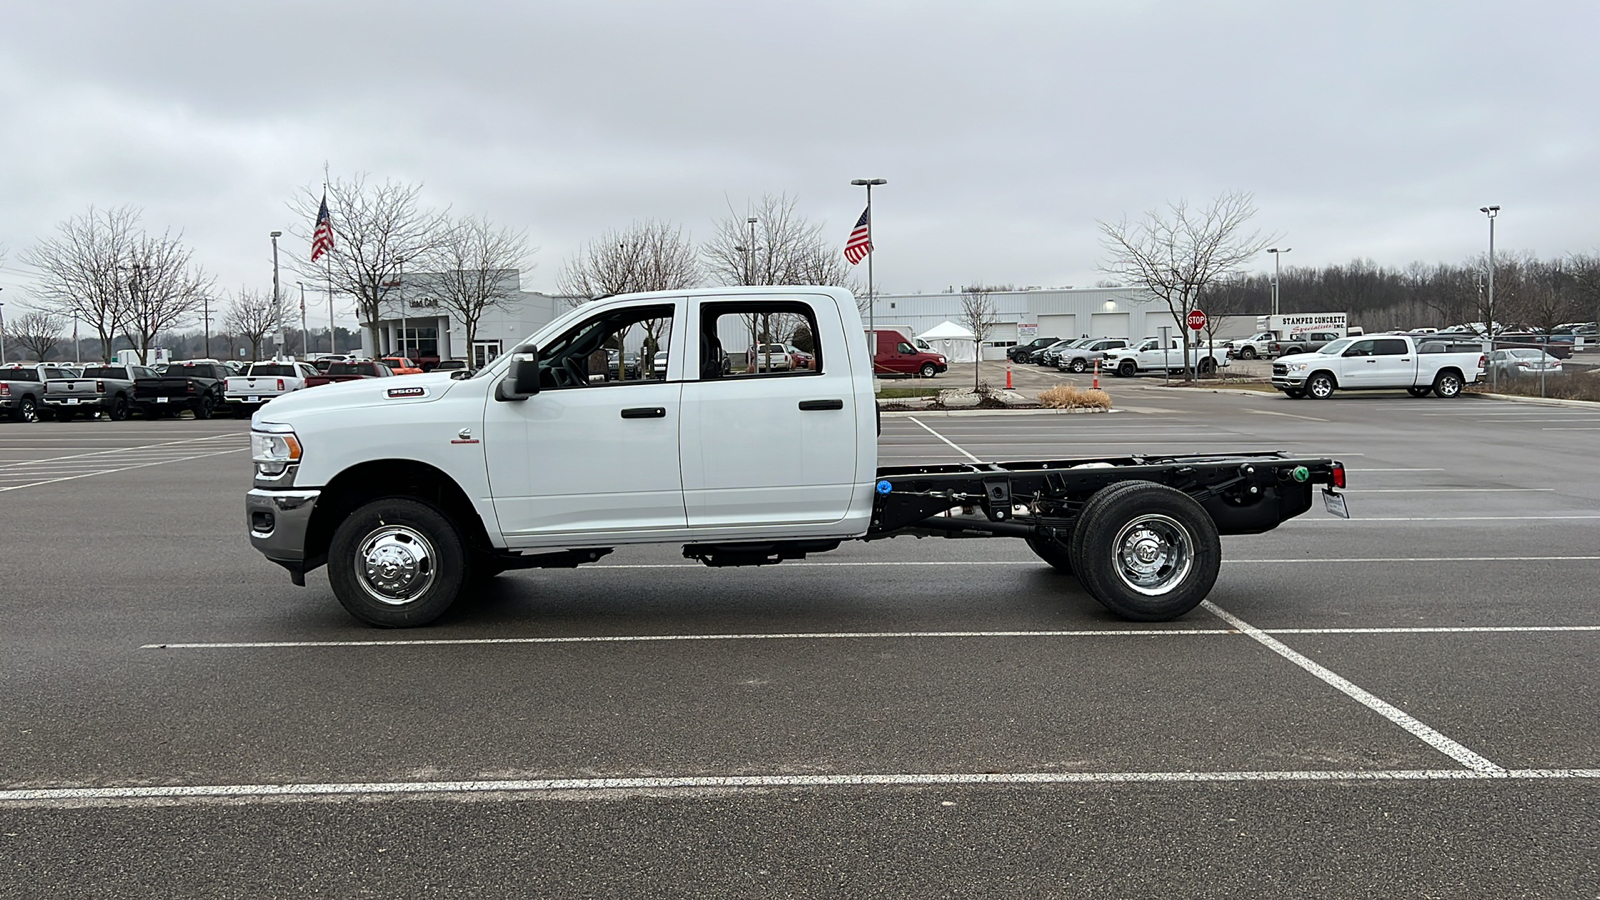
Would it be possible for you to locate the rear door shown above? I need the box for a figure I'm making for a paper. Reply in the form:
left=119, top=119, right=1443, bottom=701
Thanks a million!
left=680, top=294, right=858, bottom=529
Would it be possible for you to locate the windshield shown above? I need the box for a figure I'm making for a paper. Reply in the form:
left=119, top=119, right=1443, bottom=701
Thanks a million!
left=1317, top=339, right=1355, bottom=355
left=328, top=363, right=378, bottom=376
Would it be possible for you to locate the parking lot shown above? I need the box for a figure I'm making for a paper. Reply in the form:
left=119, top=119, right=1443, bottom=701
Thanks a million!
left=1, top=389, right=1596, bottom=898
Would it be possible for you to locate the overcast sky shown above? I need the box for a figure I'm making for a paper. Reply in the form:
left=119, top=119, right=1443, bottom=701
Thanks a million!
left=1, top=0, right=1595, bottom=319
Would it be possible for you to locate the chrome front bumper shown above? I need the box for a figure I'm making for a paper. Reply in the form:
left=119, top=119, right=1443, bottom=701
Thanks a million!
left=246, top=488, right=322, bottom=583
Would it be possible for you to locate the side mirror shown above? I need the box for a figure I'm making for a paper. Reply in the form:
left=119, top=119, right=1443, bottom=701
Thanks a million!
left=495, top=344, right=540, bottom=402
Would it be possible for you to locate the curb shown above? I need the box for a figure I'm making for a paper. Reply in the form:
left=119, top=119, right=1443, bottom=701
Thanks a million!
left=1474, top=392, right=1600, bottom=409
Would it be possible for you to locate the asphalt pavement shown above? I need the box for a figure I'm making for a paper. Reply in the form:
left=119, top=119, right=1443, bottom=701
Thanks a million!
left=0, top=390, right=1596, bottom=898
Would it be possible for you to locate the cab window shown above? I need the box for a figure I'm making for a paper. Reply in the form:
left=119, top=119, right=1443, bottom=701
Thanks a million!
left=699, top=300, right=821, bottom=380
left=537, top=303, right=674, bottom=388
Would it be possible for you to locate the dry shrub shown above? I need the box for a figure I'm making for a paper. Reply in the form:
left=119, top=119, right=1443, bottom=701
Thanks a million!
left=1038, top=384, right=1112, bottom=410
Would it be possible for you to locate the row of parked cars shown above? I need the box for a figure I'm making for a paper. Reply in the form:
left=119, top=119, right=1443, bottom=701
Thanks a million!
left=0, top=355, right=471, bottom=423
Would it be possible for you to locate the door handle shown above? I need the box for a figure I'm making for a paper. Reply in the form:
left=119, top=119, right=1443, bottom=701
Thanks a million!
left=620, top=407, right=666, bottom=419
left=798, top=399, right=844, bottom=411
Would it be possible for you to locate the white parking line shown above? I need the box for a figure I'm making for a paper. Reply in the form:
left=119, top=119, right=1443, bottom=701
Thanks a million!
left=142, top=622, right=1600, bottom=650
left=907, top=417, right=981, bottom=462
left=1202, top=601, right=1505, bottom=775
left=0, top=447, right=246, bottom=492
left=4, top=768, right=1597, bottom=807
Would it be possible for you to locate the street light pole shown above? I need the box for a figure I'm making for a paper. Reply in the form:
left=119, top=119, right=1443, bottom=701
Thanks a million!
left=1267, top=247, right=1291, bottom=316
left=1480, top=205, right=1500, bottom=390
left=746, top=217, right=757, bottom=285
left=270, top=231, right=284, bottom=359
left=396, top=256, right=407, bottom=360
left=297, top=281, right=308, bottom=357
left=202, top=294, right=211, bottom=359
left=0, top=288, right=7, bottom=366
left=849, top=178, right=887, bottom=349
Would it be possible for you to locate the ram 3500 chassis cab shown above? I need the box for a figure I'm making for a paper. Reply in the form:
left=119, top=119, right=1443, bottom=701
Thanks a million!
left=247, top=287, right=1346, bottom=627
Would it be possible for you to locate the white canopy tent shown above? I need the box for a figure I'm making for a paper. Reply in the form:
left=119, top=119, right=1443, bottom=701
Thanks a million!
left=917, top=320, right=979, bottom=363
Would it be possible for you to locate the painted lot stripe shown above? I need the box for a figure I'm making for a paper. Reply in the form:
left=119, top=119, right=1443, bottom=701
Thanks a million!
left=0, top=448, right=245, bottom=492
left=142, top=624, right=1600, bottom=651
left=1203, top=601, right=1504, bottom=775
left=1344, top=488, right=1555, bottom=493
left=573, top=556, right=1600, bottom=569
left=4, top=769, right=1598, bottom=807
left=1288, top=515, right=1600, bottom=523
left=907, top=417, right=981, bottom=462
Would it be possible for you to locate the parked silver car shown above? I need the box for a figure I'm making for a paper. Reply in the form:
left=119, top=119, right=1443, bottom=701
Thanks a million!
left=1486, top=348, right=1563, bottom=379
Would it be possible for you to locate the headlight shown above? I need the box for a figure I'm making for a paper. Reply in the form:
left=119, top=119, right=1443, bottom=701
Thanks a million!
left=252, top=425, right=303, bottom=477
left=1285, top=362, right=1309, bottom=372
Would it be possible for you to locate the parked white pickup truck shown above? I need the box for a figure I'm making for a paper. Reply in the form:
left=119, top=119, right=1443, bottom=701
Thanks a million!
left=1271, top=334, right=1486, bottom=399
left=246, top=286, right=1346, bottom=627
left=225, top=361, right=321, bottom=413
left=1103, top=337, right=1231, bottom=377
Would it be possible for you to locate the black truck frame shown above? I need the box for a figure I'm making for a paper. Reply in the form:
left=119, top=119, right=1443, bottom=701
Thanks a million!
left=680, top=451, right=1345, bottom=622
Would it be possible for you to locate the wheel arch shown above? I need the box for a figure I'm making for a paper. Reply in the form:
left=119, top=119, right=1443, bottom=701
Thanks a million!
left=305, top=459, right=495, bottom=571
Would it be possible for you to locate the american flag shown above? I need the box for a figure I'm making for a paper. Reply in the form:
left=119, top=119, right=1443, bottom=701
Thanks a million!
left=844, top=205, right=872, bottom=265
left=310, top=193, right=335, bottom=262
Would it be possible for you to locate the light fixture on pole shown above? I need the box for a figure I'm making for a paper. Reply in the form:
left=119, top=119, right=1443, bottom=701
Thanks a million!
left=270, top=231, right=284, bottom=358
left=1267, top=247, right=1291, bottom=316
left=1479, top=205, right=1500, bottom=389
left=849, top=178, right=887, bottom=348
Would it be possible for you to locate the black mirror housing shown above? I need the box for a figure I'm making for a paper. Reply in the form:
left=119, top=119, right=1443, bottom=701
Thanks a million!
left=496, top=344, right=540, bottom=401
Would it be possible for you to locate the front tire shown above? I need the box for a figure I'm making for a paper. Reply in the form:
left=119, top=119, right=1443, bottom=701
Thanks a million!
left=328, top=498, right=469, bottom=627
left=1068, top=358, right=1088, bottom=373
left=1306, top=372, right=1336, bottom=399
left=1432, top=371, right=1463, bottom=398
left=1073, top=482, right=1221, bottom=621
left=919, top=363, right=937, bottom=378
left=1238, top=346, right=1257, bottom=360
left=1118, top=360, right=1137, bottom=377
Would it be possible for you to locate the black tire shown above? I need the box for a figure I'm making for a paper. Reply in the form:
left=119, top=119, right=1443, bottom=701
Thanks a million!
left=1406, top=386, right=1431, bottom=398
left=1306, top=372, right=1336, bottom=399
left=108, top=397, right=130, bottom=421
left=1432, top=371, right=1463, bottom=398
left=1283, top=388, right=1307, bottom=399
left=1118, top=360, right=1137, bottom=377
left=919, top=362, right=938, bottom=378
left=1067, top=481, right=1152, bottom=586
left=1281, top=347, right=1302, bottom=356
left=13, top=396, right=40, bottom=423
left=1238, top=346, right=1257, bottom=360
left=1026, top=532, right=1075, bottom=574
left=194, top=395, right=214, bottom=420
left=1074, top=482, right=1221, bottom=621
left=55, top=407, right=75, bottom=422
left=1068, top=358, right=1088, bottom=373
left=1198, top=357, right=1217, bottom=375
left=328, top=498, right=469, bottom=627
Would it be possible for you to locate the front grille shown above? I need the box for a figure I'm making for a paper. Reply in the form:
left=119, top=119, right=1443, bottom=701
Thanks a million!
left=1272, top=364, right=1287, bottom=375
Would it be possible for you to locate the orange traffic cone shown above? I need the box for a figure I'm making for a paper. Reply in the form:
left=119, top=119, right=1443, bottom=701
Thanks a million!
left=1093, top=359, right=1100, bottom=390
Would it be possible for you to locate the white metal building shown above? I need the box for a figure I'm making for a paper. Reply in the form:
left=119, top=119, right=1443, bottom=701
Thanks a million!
left=360, top=271, right=567, bottom=368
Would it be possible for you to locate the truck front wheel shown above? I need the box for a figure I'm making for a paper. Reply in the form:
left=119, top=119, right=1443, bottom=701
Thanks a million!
left=1074, top=483, right=1221, bottom=621
left=328, top=498, right=469, bottom=627
left=1118, top=360, right=1137, bottom=377
left=919, top=362, right=938, bottom=378
left=1306, top=372, right=1336, bottom=399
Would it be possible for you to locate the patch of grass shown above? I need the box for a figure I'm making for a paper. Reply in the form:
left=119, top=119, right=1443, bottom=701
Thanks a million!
left=1474, top=374, right=1600, bottom=403
left=876, top=387, right=943, bottom=399
left=1038, top=384, right=1112, bottom=409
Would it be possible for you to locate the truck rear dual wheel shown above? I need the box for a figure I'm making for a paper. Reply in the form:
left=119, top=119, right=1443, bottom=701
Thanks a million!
left=329, top=498, right=470, bottom=627
left=1072, top=482, right=1221, bottom=621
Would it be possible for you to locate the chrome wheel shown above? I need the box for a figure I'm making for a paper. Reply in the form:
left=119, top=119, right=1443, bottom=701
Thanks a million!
left=354, top=524, right=438, bottom=606
left=1111, top=514, right=1194, bottom=596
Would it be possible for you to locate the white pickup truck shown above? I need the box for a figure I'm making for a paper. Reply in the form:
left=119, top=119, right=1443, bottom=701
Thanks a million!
left=246, top=286, right=1346, bottom=628
left=1103, top=337, right=1231, bottom=377
left=1271, top=334, right=1485, bottom=399
left=225, top=361, right=321, bottom=413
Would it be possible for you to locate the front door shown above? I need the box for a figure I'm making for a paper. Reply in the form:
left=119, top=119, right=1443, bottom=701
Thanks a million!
left=482, top=300, right=687, bottom=545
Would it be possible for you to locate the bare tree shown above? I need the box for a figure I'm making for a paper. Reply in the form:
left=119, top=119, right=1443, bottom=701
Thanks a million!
left=1099, top=190, right=1275, bottom=380
left=290, top=174, right=451, bottom=355
left=120, top=231, right=213, bottom=364
left=958, top=285, right=1001, bottom=390
left=1564, top=252, right=1600, bottom=328
left=225, top=289, right=278, bottom=362
left=430, top=215, right=535, bottom=357
left=20, top=205, right=140, bottom=362
left=1193, top=275, right=1258, bottom=373
left=557, top=219, right=701, bottom=302
left=11, top=308, right=66, bottom=362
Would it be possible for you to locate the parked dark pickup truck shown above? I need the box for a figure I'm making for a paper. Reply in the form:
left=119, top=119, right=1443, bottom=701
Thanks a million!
left=304, top=360, right=395, bottom=388
left=136, top=360, right=231, bottom=419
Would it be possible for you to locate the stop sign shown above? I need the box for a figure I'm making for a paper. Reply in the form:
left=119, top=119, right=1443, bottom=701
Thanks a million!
left=1187, top=309, right=1207, bottom=331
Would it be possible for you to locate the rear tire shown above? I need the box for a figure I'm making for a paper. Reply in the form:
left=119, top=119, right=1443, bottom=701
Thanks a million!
left=1198, top=357, right=1217, bottom=375
left=194, top=395, right=214, bottom=420
left=1432, top=371, right=1463, bottom=398
left=1074, top=482, right=1221, bottom=621
left=328, top=498, right=468, bottom=628
left=14, top=397, right=39, bottom=423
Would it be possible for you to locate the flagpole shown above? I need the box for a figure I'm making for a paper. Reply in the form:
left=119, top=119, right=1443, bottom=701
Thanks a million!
left=850, top=178, right=886, bottom=363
